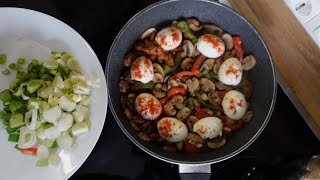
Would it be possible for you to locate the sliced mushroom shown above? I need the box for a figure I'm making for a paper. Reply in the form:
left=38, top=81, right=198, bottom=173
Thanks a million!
left=222, top=33, right=233, bottom=50
left=140, top=28, right=157, bottom=40
left=176, top=107, right=191, bottom=120
left=188, top=133, right=207, bottom=144
left=138, top=132, right=151, bottom=142
left=200, top=92, right=209, bottom=101
left=215, top=81, right=232, bottom=91
left=207, top=138, right=226, bottom=149
left=149, top=133, right=162, bottom=142
left=176, top=141, right=184, bottom=151
left=161, top=84, right=168, bottom=92
left=178, top=82, right=188, bottom=91
left=119, top=80, right=130, bottom=93
left=152, top=84, right=166, bottom=99
left=153, top=63, right=165, bottom=77
left=203, top=24, right=223, bottom=37
left=242, top=111, right=253, bottom=123
left=124, top=108, right=132, bottom=119
left=162, top=144, right=177, bottom=153
left=181, top=40, right=195, bottom=58
left=163, top=101, right=176, bottom=116
left=130, top=121, right=140, bottom=132
left=203, top=108, right=214, bottom=116
left=171, top=95, right=185, bottom=110
left=202, top=59, right=215, bottom=72
left=187, top=18, right=203, bottom=32
left=181, top=57, right=194, bottom=70
left=213, top=58, right=223, bottom=74
left=153, top=73, right=164, bottom=83
left=242, top=55, right=256, bottom=70
left=187, top=116, right=199, bottom=131
left=186, top=77, right=199, bottom=96
left=128, top=93, right=137, bottom=106
left=208, top=91, right=222, bottom=105
left=123, top=53, right=136, bottom=67
left=223, top=127, right=232, bottom=133
left=200, top=78, right=216, bottom=92
left=171, top=20, right=178, bottom=27
left=192, top=99, right=201, bottom=107
left=194, top=49, right=201, bottom=56
left=168, top=78, right=179, bottom=90
left=223, top=49, right=236, bottom=60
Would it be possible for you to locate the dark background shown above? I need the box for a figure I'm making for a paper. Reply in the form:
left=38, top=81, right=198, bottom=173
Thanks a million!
left=1, top=0, right=320, bottom=179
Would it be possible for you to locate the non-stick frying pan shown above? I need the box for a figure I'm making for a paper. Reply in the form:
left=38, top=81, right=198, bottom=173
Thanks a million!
left=106, top=0, right=276, bottom=171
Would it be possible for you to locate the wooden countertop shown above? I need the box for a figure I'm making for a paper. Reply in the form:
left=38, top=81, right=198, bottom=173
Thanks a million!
left=228, top=0, right=320, bottom=139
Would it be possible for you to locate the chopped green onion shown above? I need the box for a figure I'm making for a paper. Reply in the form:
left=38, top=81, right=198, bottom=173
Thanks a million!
left=8, top=63, right=21, bottom=71
left=6, top=126, right=18, bottom=134
left=0, top=89, right=12, bottom=103
left=2, top=69, right=10, bottom=75
left=51, top=140, right=58, bottom=149
left=27, top=79, right=43, bottom=93
left=14, top=144, right=21, bottom=150
left=31, top=59, right=38, bottom=65
left=36, top=159, right=48, bottom=167
left=9, top=113, right=24, bottom=128
left=0, top=54, right=6, bottom=65
left=17, top=58, right=26, bottom=64
left=9, top=100, right=23, bottom=112
left=8, top=134, right=20, bottom=142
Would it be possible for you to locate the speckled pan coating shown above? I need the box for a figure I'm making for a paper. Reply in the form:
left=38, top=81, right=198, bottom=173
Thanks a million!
left=106, top=0, right=277, bottom=165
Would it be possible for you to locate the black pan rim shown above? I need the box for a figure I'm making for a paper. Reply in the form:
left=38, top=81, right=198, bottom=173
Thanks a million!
left=105, top=0, right=277, bottom=165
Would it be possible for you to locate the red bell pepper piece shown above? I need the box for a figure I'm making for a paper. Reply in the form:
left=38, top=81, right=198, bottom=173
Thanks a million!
left=234, top=46, right=244, bottom=60
left=160, top=87, right=187, bottom=105
left=194, top=106, right=209, bottom=119
left=21, top=147, right=37, bottom=156
left=233, top=36, right=244, bottom=60
left=160, top=96, right=170, bottom=105
left=174, top=70, right=197, bottom=78
left=184, top=143, right=201, bottom=153
left=191, top=55, right=206, bottom=74
left=167, top=87, right=186, bottom=99
left=232, top=36, right=242, bottom=47
left=174, top=55, right=207, bottom=78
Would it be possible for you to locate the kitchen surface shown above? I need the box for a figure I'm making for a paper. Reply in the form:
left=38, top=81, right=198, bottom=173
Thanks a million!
left=1, top=0, right=320, bottom=179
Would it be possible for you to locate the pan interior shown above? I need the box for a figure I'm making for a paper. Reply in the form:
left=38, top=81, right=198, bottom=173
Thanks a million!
left=106, top=0, right=276, bottom=164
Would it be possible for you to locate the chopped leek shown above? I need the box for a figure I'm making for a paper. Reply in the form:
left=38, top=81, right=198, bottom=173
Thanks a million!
left=0, top=51, right=93, bottom=167
left=2, top=69, right=10, bottom=75
left=0, top=54, right=6, bottom=64
left=9, top=113, right=24, bottom=128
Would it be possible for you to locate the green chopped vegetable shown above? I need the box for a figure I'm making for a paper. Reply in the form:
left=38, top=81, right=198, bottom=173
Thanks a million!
left=187, top=97, right=194, bottom=112
left=8, top=133, right=20, bottom=142
left=176, top=21, right=197, bottom=43
left=131, top=81, right=154, bottom=91
left=0, top=54, right=6, bottom=65
left=201, top=71, right=219, bottom=82
left=36, top=159, right=48, bottom=167
left=2, top=69, right=10, bottom=75
left=6, top=126, right=18, bottom=134
left=8, top=63, right=22, bottom=71
left=17, top=58, right=26, bottom=64
left=0, top=51, right=92, bottom=167
left=0, top=89, right=12, bottom=103
left=27, top=79, right=43, bottom=93
left=163, top=54, right=182, bottom=75
left=196, top=93, right=222, bottom=111
left=51, top=140, right=59, bottom=149
left=14, top=144, right=21, bottom=150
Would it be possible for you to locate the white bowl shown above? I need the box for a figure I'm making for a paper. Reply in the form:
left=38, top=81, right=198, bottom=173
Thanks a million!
left=0, top=7, right=108, bottom=180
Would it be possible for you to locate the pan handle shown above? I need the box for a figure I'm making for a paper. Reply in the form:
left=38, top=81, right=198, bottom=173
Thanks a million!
left=178, top=164, right=211, bottom=180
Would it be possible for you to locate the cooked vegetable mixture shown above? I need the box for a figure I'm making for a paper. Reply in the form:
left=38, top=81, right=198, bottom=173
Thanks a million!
left=0, top=51, right=92, bottom=166
left=119, top=18, right=256, bottom=153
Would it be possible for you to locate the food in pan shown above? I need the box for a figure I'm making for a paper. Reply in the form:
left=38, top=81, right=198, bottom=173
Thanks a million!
left=119, top=18, right=256, bottom=153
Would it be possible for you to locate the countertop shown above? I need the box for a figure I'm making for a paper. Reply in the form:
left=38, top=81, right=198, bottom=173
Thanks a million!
left=1, top=0, right=320, bottom=179
left=229, top=0, right=320, bottom=140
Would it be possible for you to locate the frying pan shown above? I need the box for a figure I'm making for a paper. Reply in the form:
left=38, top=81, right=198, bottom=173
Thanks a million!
left=106, top=0, right=277, bottom=173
